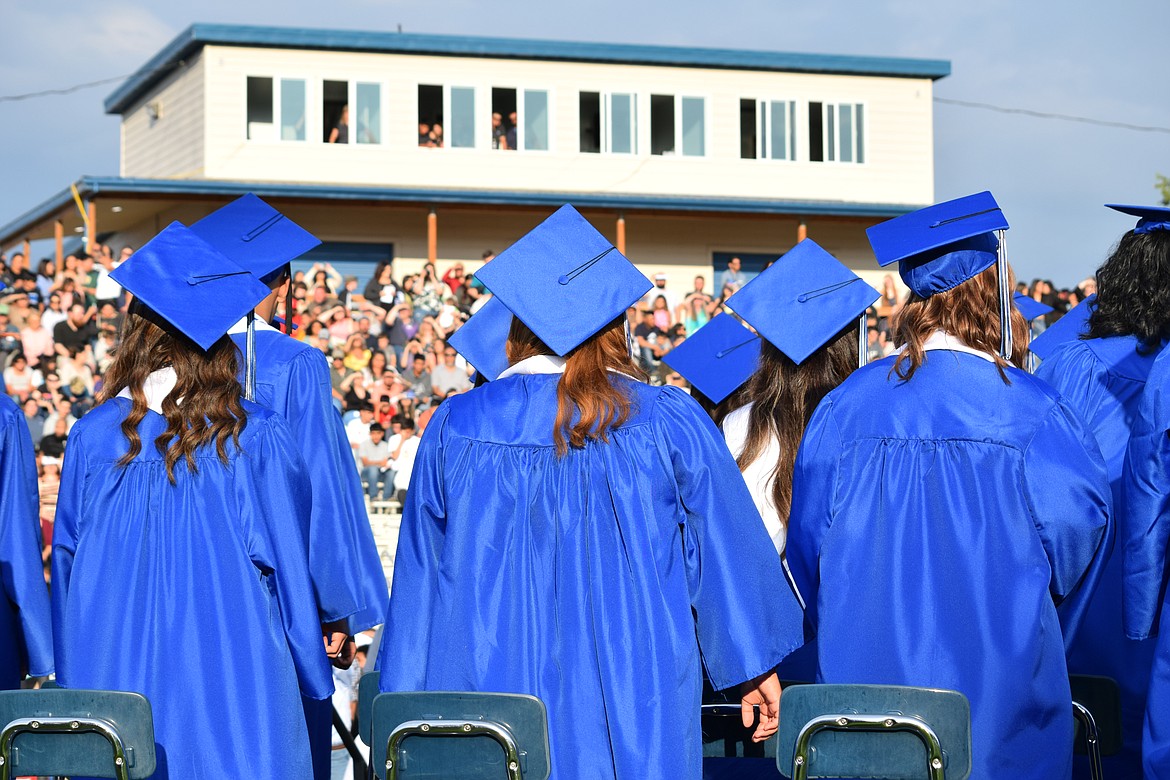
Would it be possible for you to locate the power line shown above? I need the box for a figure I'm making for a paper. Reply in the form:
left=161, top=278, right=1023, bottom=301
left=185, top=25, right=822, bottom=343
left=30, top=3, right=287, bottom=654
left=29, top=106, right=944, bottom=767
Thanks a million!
left=934, top=97, right=1170, bottom=134
left=0, top=61, right=182, bottom=104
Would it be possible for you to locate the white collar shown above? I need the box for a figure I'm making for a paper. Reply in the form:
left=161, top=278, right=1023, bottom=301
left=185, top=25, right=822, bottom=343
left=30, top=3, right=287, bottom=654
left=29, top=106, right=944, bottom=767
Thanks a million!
left=116, top=367, right=179, bottom=414
left=897, top=330, right=997, bottom=363
left=497, top=355, right=566, bottom=379
left=227, top=315, right=281, bottom=336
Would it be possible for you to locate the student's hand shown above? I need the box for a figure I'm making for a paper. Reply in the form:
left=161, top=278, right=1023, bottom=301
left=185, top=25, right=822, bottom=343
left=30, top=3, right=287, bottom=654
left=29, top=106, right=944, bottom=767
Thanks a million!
left=332, top=637, right=356, bottom=669
left=740, top=671, right=781, bottom=743
left=322, top=620, right=349, bottom=659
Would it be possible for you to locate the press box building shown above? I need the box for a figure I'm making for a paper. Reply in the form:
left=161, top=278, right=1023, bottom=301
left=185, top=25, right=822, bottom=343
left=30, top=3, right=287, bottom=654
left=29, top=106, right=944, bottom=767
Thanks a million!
left=0, top=23, right=950, bottom=292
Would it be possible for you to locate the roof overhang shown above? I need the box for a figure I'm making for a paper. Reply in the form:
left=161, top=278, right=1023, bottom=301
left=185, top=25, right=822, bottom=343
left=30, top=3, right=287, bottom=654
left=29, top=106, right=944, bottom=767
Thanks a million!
left=105, top=23, right=951, bottom=114
left=1, top=176, right=924, bottom=249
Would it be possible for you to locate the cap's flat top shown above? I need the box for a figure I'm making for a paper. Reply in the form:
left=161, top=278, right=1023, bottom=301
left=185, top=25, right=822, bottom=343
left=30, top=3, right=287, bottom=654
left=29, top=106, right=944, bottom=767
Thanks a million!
left=189, top=193, right=320, bottom=278
left=663, top=313, right=760, bottom=403
left=1013, top=292, right=1054, bottom=322
left=448, top=296, right=513, bottom=381
left=867, top=191, right=1008, bottom=267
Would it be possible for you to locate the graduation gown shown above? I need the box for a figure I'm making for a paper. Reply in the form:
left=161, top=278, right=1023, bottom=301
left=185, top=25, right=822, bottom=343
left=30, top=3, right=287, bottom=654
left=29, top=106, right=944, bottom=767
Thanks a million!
left=52, top=397, right=333, bottom=780
left=379, top=367, right=801, bottom=780
left=788, top=346, right=1111, bottom=780
left=0, top=394, right=52, bottom=689
left=1122, top=344, right=1170, bottom=778
left=1035, top=334, right=1160, bottom=778
left=231, top=321, right=388, bottom=631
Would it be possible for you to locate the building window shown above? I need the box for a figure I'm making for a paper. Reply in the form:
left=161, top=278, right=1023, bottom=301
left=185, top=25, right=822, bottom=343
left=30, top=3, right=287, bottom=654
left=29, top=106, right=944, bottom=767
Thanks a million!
left=323, top=80, right=348, bottom=143
left=580, top=92, right=601, bottom=153
left=650, top=95, right=705, bottom=157
left=491, top=87, right=517, bottom=150
left=355, top=82, right=381, bottom=144
left=246, top=77, right=273, bottom=140
left=419, top=84, right=475, bottom=149
left=449, top=87, right=475, bottom=148
left=740, top=99, right=795, bottom=161
left=608, top=93, right=637, bottom=154
left=809, top=102, right=865, bottom=163
left=523, top=89, right=549, bottom=151
left=280, top=79, right=306, bottom=141
left=418, top=84, right=443, bottom=146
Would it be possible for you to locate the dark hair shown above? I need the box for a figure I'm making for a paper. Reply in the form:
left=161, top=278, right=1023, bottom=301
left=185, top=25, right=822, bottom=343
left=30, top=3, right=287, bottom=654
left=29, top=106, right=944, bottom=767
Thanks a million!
left=98, top=305, right=246, bottom=484
left=734, top=328, right=857, bottom=526
left=507, top=316, right=646, bottom=457
left=369, top=423, right=385, bottom=434
left=892, top=262, right=1028, bottom=384
left=1086, top=230, right=1170, bottom=352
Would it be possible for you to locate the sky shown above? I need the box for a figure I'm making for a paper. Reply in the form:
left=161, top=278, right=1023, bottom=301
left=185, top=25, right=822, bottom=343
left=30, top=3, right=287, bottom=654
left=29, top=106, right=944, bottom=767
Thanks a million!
left=0, top=0, right=1166, bottom=286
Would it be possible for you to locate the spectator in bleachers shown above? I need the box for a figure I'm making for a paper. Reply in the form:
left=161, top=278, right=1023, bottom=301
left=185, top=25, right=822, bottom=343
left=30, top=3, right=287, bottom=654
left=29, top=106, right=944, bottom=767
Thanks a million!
left=38, top=416, right=67, bottom=460
left=359, top=423, right=395, bottom=501
left=52, top=304, right=97, bottom=358
left=384, top=302, right=417, bottom=364
left=679, top=295, right=710, bottom=336
left=342, top=334, right=371, bottom=372
left=651, top=294, right=672, bottom=331
left=719, top=255, right=746, bottom=293
left=19, top=310, right=52, bottom=369
left=22, top=397, right=44, bottom=451
left=3, top=354, right=39, bottom=403
left=363, top=351, right=389, bottom=385
left=406, top=354, right=432, bottom=402
left=345, top=404, right=375, bottom=451
left=442, top=262, right=465, bottom=294
left=44, top=397, right=77, bottom=435
left=431, top=344, right=471, bottom=397
left=41, top=293, right=67, bottom=332
left=93, top=252, right=122, bottom=306
left=364, top=261, right=402, bottom=312
left=633, top=307, right=667, bottom=373
left=385, top=418, right=419, bottom=503
left=339, top=371, right=370, bottom=413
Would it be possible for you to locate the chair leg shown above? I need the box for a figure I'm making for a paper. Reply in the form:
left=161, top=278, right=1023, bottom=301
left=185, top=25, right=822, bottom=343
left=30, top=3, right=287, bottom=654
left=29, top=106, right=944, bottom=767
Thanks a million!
left=1072, top=701, right=1103, bottom=780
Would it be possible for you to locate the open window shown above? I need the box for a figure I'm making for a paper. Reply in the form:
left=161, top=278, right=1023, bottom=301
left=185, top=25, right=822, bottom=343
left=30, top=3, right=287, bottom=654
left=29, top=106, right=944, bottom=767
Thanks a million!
left=742, top=98, right=796, bottom=161
left=246, top=77, right=274, bottom=140
left=580, top=92, right=601, bottom=153
left=418, top=85, right=443, bottom=146
left=809, top=102, right=864, bottom=163
left=323, top=80, right=348, bottom=143
left=491, top=87, right=517, bottom=150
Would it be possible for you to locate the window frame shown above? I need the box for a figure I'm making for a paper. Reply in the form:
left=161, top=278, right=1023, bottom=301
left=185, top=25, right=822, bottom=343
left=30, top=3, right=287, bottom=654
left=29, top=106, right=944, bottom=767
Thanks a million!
left=648, top=93, right=709, bottom=158
left=244, top=73, right=313, bottom=145
left=487, top=84, right=555, bottom=153
left=350, top=80, right=384, bottom=146
left=810, top=100, right=867, bottom=165
left=603, top=91, right=638, bottom=155
left=444, top=84, right=478, bottom=150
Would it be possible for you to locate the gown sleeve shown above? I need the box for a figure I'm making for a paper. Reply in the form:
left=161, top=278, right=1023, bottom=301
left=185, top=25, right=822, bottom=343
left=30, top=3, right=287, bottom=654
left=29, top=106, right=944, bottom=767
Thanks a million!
left=277, top=348, right=365, bottom=625
left=236, top=415, right=333, bottom=701
left=653, top=386, right=802, bottom=690
left=1, top=409, right=53, bottom=677
left=785, top=397, right=843, bottom=637
left=1122, top=398, right=1170, bottom=639
left=377, top=402, right=451, bottom=692
left=1021, top=399, right=1111, bottom=627
left=50, top=419, right=87, bottom=684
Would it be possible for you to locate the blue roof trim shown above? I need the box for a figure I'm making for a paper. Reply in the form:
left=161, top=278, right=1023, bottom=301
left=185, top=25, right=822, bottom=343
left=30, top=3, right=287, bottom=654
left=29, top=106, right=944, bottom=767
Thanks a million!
left=1, top=176, right=922, bottom=246
left=105, top=23, right=951, bottom=113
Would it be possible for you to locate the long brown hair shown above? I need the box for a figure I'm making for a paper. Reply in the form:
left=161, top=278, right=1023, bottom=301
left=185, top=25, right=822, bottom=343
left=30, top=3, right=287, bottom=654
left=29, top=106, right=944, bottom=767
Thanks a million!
left=892, top=262, right=1028, bottom=383
left=735, top=327, right=858, bottom=527
left=506, top=316, right=646, bottom=456
left=98, top=306, right=247, bottom=483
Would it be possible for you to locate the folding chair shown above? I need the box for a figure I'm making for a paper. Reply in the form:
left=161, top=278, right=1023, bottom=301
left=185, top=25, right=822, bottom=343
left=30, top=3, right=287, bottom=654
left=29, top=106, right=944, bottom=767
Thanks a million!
left=776, top=684, right=971, bottom=780
left=0, top=688, right=155, bottom=780
left=1070, top=674, right=1122, bottom=780
left=370, top=691, right=550, bottom=779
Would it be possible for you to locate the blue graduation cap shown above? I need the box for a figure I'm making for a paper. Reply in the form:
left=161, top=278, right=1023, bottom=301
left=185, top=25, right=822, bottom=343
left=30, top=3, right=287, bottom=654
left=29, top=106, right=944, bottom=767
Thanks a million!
left=725, top=239, right=880, bottom=365
left=448, top=296, right=513, bottom=382
left=1013, top=292, right=1053, bottom=322
left=1029, top=294, right=1096, bottom=360
left=662, top=313, right=760, bottom=403
left=1105, top=204, right=1170, bottom=235
left=867, top=191, right=1008, bottom=297
left=474, top=205, right=652, bottom=356
left=111, top=222, right=270, bottom=351
left=188, top=193, right=321, bottom=282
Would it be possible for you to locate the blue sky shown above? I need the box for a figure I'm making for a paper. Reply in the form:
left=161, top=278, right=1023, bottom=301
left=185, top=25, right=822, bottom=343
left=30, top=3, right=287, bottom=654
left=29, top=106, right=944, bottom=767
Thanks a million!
left=1, top=0, right=1166, bottom=285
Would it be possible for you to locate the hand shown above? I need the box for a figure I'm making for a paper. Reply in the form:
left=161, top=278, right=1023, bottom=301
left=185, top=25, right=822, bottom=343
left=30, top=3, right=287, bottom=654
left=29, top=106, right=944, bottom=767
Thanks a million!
left=332, top=636, right=357, bottom=669
left=322, top=619, right=349, bottom=659
left=740, top=671, right=781, bottom=743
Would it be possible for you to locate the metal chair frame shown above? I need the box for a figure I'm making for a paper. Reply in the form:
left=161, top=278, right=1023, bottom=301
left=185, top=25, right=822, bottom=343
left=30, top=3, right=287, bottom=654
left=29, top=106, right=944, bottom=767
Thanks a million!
left=789, top=713, right=946, bottom=780
left=1072, top=701, right=1103, bottom=780
left=0, top=715, right=131, bottom=780
left=385, top=719, right=523, bottom=780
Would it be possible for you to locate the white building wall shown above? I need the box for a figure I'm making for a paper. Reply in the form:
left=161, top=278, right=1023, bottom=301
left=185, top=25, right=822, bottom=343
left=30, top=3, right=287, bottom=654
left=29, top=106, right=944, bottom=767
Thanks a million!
left=121, top=54, right=206, bottom=179
left=181, top=45, right=933, bottom=206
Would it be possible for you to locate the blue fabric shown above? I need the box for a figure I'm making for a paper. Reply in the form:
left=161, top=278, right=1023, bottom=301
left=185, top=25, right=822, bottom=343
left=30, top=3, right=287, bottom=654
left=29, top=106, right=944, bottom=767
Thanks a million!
left=1105, top=203, right=1170, bottom=235
left=867, top=190, right=1008, bottom=267
left=787, top=351, right=1111, bottom=780
left=1036, top=335, right=1161, bottom=778
left=232, top=330, right=388, bottom=632
left=378, top=379, right=801, bottom=780
left=1122, top=343, right=1170, bottom=777
left=51, top=399, right=333, bottom=779
left=0, top=394, right=52, bottom=689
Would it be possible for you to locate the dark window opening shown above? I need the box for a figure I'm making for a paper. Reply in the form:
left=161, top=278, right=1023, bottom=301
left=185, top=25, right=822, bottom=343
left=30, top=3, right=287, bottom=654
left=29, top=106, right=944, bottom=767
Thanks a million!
left=650, top=94, right=675, bottom=156
left=246, top=77, right=273, bottom=139
left=418, top=85, right=444, bottom=147
left=323, top=80, right=348, bottom=143
left=809, top=101, right=824, bottom=162
left=580, top=92, right=601, bottom=153
left=740, top=99, right=757, bottom=159
left=491, top=87, right=518, bottom=150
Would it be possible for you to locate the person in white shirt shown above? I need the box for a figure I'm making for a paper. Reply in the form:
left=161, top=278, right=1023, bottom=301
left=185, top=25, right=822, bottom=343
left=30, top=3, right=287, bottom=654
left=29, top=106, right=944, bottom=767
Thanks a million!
left=387, top=419, right=420, bottom=500
left=358, top=424, right=393, bottom=500
left=345, top=405, right=374, bottom=451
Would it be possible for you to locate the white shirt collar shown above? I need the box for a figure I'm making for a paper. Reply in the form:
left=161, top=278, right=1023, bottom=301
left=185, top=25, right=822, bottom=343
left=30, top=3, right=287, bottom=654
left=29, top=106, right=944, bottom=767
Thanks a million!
left=497, top=354, right=566, bottom=379
left=116, top=367, right=179, bottom=414
left=227, top=315, right=281, bottom=336
left=896, top=330, right=997, bottom=363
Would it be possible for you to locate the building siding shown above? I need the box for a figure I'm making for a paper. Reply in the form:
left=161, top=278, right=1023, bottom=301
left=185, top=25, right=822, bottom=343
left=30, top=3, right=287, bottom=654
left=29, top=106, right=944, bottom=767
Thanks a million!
left=121, top=54, right=206, bottom=180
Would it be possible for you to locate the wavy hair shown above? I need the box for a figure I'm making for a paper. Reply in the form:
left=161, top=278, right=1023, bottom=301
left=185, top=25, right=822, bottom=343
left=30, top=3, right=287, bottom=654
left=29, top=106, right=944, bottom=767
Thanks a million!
left=892, top=262, right=1029, bottom=383
left=735, top=327, right=857, bottom=527
left=98, top=304, right=247, bottom=483
left=1087, top=229, right=1170, bottom=352
left=507, top=316, right=646, bottom=457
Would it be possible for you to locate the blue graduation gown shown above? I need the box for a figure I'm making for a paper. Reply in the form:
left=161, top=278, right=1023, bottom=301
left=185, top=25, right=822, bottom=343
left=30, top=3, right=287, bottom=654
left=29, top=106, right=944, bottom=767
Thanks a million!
left=51, top=399, right=333, bottom=780
left=1035, top=335, right=1160, bottom=778
left=1122, top=344, right=1170, bottom=778
left=232, top=327, right=388, bottom=631
left=379, top=378, right=801, bottom=780
left=0, top=394, right=52, bottom=689
left=788, top=350, right=1111, bottom=780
